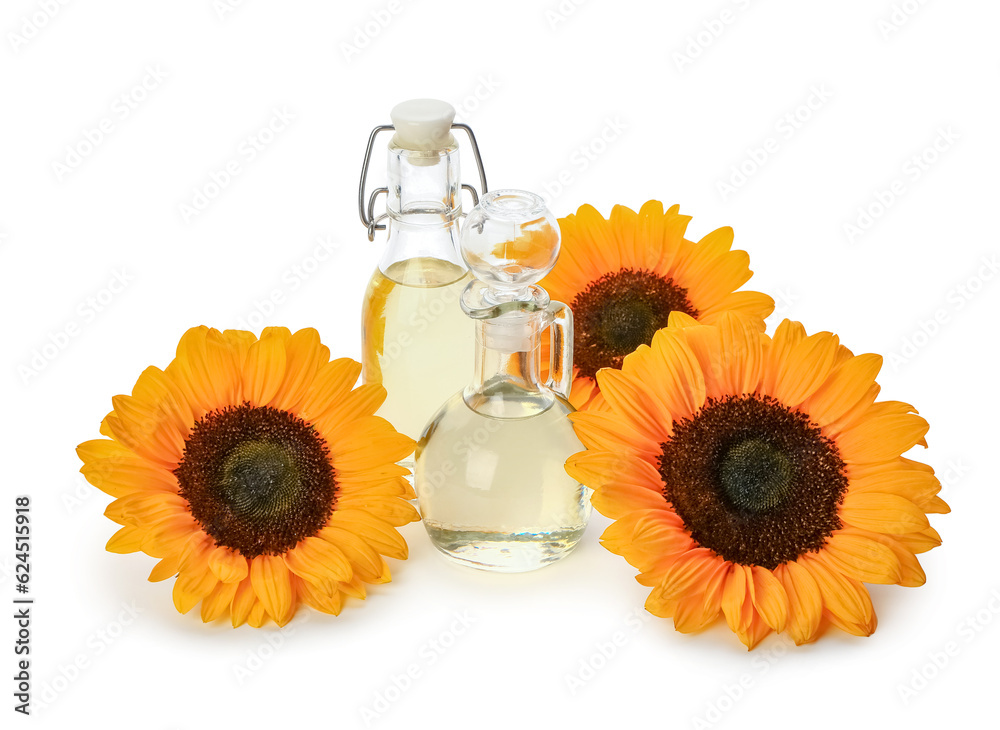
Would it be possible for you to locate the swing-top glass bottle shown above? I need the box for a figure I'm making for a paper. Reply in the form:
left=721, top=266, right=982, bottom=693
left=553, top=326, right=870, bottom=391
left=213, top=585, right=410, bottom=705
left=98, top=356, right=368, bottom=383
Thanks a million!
left=359, top=99, right=487, bottom=464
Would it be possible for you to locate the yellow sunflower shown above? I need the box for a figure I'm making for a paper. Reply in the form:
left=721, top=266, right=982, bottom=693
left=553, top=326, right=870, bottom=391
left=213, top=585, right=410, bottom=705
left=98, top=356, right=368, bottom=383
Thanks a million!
left=77, top=326, right=418, bottom=628
left=539, top=201, right=774, bottom=410
left=565, top=312, right=948, bottom=649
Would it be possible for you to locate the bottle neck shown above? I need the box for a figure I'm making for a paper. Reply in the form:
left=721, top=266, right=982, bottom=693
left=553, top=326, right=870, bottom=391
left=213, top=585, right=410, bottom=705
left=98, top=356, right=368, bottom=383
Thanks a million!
left=380, top=143, right=465, bottom=278
left=464, top=311, right=554, bottom=418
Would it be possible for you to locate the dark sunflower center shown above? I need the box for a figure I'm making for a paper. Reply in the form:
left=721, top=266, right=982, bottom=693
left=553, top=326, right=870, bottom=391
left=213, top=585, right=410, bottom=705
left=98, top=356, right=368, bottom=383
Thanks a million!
left=658, top=394, right=847, bottom=570
left=571, top=268, right=698, bottom=379
left=174, top=402, right=336, bottom=558
left=717, top=437, right=794, bottom=514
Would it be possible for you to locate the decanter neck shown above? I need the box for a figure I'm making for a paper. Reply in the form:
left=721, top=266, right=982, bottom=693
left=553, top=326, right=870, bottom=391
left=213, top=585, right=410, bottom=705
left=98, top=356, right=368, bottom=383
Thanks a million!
left=463, top=309, right=555, bottom=419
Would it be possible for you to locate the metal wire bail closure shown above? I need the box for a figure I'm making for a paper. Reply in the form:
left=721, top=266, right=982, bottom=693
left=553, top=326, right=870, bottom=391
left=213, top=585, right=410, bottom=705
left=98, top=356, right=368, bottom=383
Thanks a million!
left=358, top=123, right=489, bottom=242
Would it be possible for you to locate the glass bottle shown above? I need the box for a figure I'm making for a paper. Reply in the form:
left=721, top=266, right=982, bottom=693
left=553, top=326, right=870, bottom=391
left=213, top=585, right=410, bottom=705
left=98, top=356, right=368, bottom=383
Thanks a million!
left=359, top=99, right=487, bottom=465
left=414, top=190, right=590, bottom=572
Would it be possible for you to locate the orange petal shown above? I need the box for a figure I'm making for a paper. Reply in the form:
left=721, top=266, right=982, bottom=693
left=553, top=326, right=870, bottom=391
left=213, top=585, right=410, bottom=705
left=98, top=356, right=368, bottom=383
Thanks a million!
left=837, top=411, right=930, bottom=464
left=325, top=510, right=408, bottom=560
left=840, top=527, right=926, bottom=587
left=775, top=560, right=823, bottom=645
left=334, top=495, right=420, bottom=527
left=821, top=530, right=902, bottom=584
left=801, top=554, right=875, bottom=631
left=569, top=409, right=661, bottom=456
left=655, top=547, right=719, bottom=598
left=721, top=564, right=753, bottom=635
left=772, top=332, right=841, bottom=408
left=250, top=555, right=293, bottom=621
left=283, top=536, right=353, bottom=587
left=760, top=320, right=806, bottom=395
left=230, top=577, right=257, bottom=628
left=148, top=554, right=181, bottom=582
left=200, top=581, right=239, bottom=623
left=172, top=565, right=218, bottom=615
left=105, top=525, right=145, bottom=554
left=242, top=331, right=287, bottom=407
left=298, top=358, right=362, bottom=422
left=803, top=354, right=883, bottom=427
left=591, top=482, right=669, bottom=519
left=315, top=383, right=386, bottom=429
left=207, top=546, right=249, bottom=583
left=596, top=366, right=673, bottom=443
left=644, top=328, right=707, bottom=418
left=320, top=527, right=391, bottom=584
left=272, top=328, right=326, bottom=411
left=295, top=576, right=343, bottom=616
left=839, top=492, right=930, bottom=535
left=749, top=566, right=788, bottom=632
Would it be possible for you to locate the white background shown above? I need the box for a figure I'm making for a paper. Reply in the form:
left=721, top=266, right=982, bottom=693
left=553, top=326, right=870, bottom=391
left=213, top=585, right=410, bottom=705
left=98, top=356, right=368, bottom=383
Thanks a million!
left=1, top=0, right=996, bottom=727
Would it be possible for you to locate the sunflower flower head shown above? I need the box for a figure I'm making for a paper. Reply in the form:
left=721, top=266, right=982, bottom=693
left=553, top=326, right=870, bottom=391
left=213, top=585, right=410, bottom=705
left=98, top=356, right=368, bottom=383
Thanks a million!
left=565, top=312, right=948, bottom=649
left=78, top=326, right=418, bottom=628
left=540, top=201, right=775, bottom=410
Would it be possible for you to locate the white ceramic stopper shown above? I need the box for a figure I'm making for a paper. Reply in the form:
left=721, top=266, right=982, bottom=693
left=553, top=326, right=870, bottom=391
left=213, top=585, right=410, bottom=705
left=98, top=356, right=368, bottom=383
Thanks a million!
left=390, top=99, right=457, bottom=151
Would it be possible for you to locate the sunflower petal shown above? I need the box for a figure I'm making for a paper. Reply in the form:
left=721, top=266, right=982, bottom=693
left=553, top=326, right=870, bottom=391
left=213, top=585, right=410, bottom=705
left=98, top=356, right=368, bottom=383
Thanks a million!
left=282, top=536, right=353, bottom=586
left=242, top=331, right=287, bottom=407
left=775, top=561, right=823, bottom=645
left=750, top=566, right=788, bottom=632
left=296, top=576, right=343, bottom=616
left=250, top=555, right=293, bottom=621
left=208, top=546, right=249, bottom=583
left=839, top=492, right=930, bottom=535
left=200, top=581, right=239, bottom=623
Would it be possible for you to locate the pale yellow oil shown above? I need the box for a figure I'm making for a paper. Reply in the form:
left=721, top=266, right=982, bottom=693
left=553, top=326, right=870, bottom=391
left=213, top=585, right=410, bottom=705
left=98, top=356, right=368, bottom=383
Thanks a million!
left=361, top=257, right=474, bottom=458
left=414, top=387, right=590, bottom=572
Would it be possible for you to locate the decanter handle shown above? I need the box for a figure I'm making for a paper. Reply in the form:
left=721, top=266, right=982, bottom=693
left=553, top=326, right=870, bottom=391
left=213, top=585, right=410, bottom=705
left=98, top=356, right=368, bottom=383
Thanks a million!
left=545, top=300, right=574, bottom=400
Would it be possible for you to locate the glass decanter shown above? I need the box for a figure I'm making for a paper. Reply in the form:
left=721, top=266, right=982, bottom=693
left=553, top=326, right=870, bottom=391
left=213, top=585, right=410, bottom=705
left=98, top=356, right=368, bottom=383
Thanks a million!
left=414, top=190, right=590, bottom=572
left=359, top=99, right=488, bottom=464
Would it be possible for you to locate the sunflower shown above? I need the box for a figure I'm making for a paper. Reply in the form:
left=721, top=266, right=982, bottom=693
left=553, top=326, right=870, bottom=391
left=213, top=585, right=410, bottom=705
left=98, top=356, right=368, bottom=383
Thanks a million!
left=565, top=312, right=948, bottom=648
left=539, top=201, right=774, bottom=410
left=77, top=326, right=418, bottom=628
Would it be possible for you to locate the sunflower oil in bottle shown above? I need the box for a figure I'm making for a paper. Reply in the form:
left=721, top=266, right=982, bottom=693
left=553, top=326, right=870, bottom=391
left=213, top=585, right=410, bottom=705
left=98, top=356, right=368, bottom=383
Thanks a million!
left=414, top=190, right=591, bottom=572
left=359, top=100, right=488, bottom=464
left=362, top=257, right=470, bottom=441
